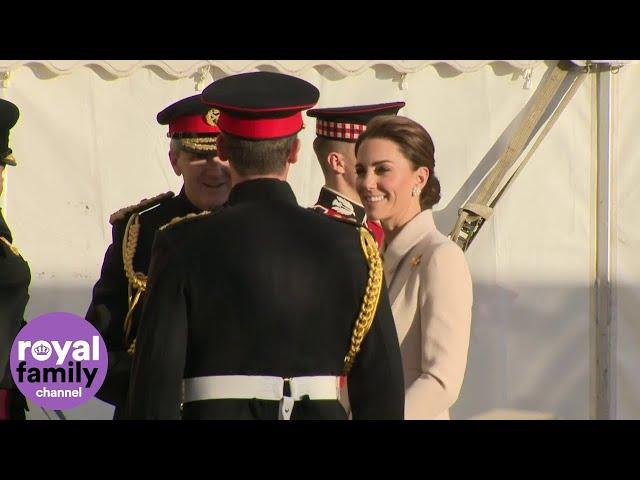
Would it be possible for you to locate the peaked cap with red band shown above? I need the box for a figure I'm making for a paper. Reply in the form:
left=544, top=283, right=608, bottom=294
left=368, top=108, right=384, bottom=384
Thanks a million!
left=201, top=71, right=319, bottom=140
left=157, top=94, right=221, bottom=154
left=306, top=101, right=405, bottom=143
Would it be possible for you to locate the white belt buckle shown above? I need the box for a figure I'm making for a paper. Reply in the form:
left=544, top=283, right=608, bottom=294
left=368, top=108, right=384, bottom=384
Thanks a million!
left=279, top=378, right=294, bottom=420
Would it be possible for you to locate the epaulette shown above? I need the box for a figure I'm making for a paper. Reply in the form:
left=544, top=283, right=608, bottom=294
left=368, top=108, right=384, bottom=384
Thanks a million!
left=159, top=210, right=214, bottom=232
left=109, top=191, right=175, bottom=225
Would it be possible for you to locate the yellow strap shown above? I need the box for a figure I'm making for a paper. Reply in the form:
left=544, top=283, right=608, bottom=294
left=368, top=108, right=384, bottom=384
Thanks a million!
left=343, top=227, right=384, bottom=375
left=450, top=62, right=586, bottom=251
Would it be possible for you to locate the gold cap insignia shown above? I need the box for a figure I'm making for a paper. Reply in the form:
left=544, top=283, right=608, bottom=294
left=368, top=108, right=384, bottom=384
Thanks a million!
left=205, top=108, right=220, bottom=127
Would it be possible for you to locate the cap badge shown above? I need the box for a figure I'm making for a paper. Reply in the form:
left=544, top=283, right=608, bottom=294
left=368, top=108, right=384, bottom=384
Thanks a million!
left=205, top=108, right=220, bottom=127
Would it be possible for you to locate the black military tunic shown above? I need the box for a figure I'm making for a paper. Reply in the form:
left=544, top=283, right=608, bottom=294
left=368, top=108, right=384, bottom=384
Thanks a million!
left=0, top=209, right=30, bottom=420
left=127, top=178, right=404, bottom=420
left=310, top=186, right=384, bottom=247
left=311, top=186, right=367, bottom=224
left=85, top=188, right=200, bottom=418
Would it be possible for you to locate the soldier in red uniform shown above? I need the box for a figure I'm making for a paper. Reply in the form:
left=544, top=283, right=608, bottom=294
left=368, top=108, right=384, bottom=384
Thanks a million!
left=306, top=102, right=405, bottom=247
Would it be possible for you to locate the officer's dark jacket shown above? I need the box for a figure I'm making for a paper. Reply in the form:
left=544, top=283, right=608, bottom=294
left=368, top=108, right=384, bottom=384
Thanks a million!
left=127, top=178, right=405, bottom=420
left=0, top=209, right=30, bottom=419
left=85, top=188, right=199, bottom=416
left=310, top=186, right=384, bottom=247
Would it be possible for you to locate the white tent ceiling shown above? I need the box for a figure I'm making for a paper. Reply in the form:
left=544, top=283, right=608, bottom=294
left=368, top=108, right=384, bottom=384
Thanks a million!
left=0, top=60, right=543, bottom=78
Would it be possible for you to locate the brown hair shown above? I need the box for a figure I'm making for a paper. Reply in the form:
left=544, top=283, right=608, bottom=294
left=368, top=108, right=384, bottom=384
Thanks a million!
left=219, top=132, right=297, bottom=176
left=355, top=115, right=441, bottom=210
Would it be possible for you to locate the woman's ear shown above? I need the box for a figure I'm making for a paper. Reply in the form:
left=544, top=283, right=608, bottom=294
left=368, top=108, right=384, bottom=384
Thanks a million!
left=416, top=165, right=429, bottom=189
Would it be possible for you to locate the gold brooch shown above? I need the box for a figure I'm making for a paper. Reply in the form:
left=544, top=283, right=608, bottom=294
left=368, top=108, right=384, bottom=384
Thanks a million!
left=410, top=255, right=422, bottom=267
left=205, top=108, right=220, bottom=127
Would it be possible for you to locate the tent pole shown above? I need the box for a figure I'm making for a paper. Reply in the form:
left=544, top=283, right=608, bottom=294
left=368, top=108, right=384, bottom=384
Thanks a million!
left=594, top=64, right=616, bottom=419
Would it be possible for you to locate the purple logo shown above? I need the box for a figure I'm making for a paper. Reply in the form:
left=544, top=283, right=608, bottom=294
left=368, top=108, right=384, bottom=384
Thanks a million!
left=10, top=312, right=107, bottom=410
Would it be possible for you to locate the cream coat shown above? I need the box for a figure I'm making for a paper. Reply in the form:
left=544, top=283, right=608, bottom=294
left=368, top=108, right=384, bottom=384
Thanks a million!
left=383, top=209, right=473, bottom=419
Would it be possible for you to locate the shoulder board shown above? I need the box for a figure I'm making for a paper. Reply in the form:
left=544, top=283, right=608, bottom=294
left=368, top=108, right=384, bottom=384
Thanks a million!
left=159, top=210, right=215, bottom=232
left=109, top=191, right=175, bottom=225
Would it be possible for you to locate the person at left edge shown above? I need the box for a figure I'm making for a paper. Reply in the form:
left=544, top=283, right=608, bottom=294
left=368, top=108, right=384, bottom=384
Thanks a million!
left=0, top=98, right=29, bottom=421
left=85, top=94, right=231, bottom=419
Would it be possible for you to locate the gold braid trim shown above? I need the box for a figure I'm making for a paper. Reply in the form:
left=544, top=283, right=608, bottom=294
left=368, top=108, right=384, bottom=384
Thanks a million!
left=342, top=227, right=384, bottom=375
left=180, top=136, right=218, bottom=152
left=0, top=236, right=21, bottom=256
left=2, top=153, right=17, bottom=166
left=122, top=213, right=147, bottom=346
left=160, top=210, right=211, bottom=231
left=109, top=191, right=175, bottom=225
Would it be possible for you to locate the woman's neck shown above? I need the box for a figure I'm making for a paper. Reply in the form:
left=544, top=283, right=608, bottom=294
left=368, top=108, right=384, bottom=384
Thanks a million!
left=382, top=204, right=423, bottom=245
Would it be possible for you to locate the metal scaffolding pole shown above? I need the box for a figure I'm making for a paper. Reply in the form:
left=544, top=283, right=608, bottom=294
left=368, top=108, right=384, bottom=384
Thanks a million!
left=594, top=64, right=616, bottom=419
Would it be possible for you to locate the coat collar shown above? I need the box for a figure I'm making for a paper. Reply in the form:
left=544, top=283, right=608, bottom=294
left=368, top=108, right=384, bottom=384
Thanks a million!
left=382, top=209, right=436, bottom=279
left=177, top=186, right=202, bottom=214
left=228, top=178, right=297, bottom=207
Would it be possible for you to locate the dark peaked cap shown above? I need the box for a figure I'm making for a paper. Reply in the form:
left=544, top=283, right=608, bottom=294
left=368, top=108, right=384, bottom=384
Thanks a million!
left=307, top=101, right=405, bottom=142
left=201, top=71, right=319, bottom=140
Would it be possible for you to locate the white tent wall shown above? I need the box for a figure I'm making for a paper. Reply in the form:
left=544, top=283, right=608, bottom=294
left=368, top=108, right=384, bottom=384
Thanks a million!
left=0, top=60, right=623, bottom=419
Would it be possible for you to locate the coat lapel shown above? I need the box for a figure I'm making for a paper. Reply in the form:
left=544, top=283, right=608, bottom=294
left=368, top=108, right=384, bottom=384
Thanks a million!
left=382, top=210, right=437, bottom=305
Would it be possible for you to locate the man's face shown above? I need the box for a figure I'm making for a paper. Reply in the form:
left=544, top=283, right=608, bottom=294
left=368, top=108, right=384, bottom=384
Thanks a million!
left=170, top=148, right=231, bottom=211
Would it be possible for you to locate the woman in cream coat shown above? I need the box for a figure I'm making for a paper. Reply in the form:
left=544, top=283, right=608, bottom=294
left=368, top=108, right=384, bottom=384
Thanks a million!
left=355, top=115, right=473, bottom=420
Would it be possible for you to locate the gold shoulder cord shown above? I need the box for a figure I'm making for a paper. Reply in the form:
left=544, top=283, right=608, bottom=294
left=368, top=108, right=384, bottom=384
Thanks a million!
left=123, top=210, right=212, bottom=356
left=122, top=213, right=147, bottom=347
left=342, top=227, right=384, bottom=375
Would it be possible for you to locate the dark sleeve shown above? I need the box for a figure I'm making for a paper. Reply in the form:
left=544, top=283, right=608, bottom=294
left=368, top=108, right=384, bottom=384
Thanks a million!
left=0, top=250, right=30, bottom=388
left=347, top=278, right=405, bottom=420
left=86, top=221, right=129, bottom=342
left=126, top=230, right=188, bottom=420
left=84, top=221, right=131, bottom=406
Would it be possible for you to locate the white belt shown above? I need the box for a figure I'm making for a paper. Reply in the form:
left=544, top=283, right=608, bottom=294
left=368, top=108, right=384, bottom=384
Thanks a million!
left=182, top=375, right=341, bottom=420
